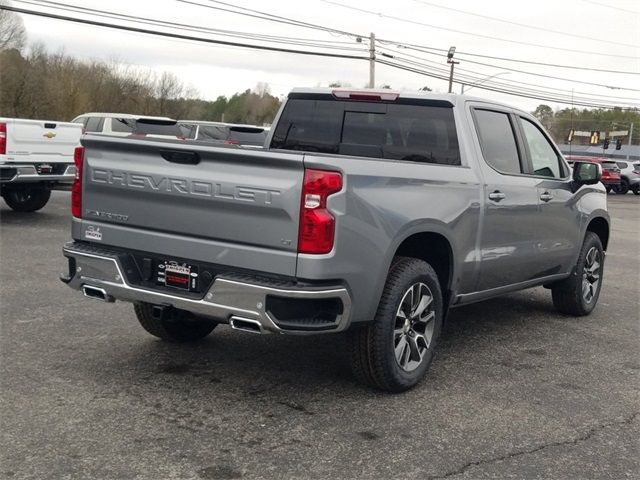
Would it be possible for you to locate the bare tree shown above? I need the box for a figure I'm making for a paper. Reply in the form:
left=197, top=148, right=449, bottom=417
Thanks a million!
left=0, top=1, right=27, bottom=51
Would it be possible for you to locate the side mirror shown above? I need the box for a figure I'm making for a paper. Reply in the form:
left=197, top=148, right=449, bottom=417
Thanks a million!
left=572, top=161, right=601, bottom=189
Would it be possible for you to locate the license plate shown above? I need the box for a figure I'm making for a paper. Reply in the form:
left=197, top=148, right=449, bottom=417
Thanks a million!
left=157, top=261, right=198, bottom=291
left=37, top=164, right=53, bottom=174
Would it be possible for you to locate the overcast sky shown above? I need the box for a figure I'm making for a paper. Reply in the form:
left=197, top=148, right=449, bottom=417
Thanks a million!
left=12, top=0, right=640, bottom=112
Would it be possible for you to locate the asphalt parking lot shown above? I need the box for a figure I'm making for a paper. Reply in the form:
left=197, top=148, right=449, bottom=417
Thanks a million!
left=1, top=191, right=638, bottom=480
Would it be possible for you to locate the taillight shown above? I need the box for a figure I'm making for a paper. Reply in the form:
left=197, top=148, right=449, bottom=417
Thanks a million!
left=71, top=146, right=84, bottom=218
left=0, top=122, right=6, bottom=155
left=298, top=169, right=342, bottom=254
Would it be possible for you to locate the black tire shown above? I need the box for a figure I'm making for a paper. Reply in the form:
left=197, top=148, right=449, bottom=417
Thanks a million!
left=347, top=257, right=443, bottom=392
left=134, top=302, right=217, bottom=342
left=2, top=185, right=51, bottom=212
left=616, top=179, right=629, bottom=195
left=551, top=232, right=604, bottom=316
left=633, top=186, right=640, bottom=195
left=605, top=186, right=612, bottom=194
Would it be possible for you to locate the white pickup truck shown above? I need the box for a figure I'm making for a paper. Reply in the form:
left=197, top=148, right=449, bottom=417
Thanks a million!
left=0, top=117, right=82, bottom=211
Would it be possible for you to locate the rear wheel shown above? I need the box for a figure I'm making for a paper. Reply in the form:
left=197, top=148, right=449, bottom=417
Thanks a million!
left=633, top=186, right=640, bottom=195
left=348, top=257, right=443, bottom=392
left=2, top=185, right=51, bottom=212
left=551, top=232, right=604, bottom=316
left=134, top=302, right=217, bottom=342
left=615, top=179, right=629, bottom=195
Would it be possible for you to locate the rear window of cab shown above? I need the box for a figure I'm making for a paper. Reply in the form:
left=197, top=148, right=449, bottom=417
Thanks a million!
left=271, top=97, right=460, bottom=165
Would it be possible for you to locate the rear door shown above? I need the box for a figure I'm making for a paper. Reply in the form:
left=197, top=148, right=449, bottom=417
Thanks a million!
left=470, top=107, right=541, bottom=291
left=4, top=119, right=82, bottom=164
left=80, top=136, right=304, bottom=275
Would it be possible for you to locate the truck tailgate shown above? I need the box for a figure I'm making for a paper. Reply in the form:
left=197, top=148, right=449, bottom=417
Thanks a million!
left=80, top=136, right=304, bottom=275
left=4, top=118, right=82, bottom=163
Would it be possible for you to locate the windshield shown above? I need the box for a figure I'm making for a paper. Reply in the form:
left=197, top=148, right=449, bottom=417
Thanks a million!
left=271, top=97, right=460, bottom=165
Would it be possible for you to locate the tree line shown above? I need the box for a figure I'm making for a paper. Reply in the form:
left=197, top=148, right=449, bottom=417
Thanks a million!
left=0, top=45, right=281, bottom=125
left=533, top=104, right=640, bottom=145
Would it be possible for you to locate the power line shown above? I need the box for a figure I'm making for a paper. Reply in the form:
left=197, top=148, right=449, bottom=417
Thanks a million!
left=378, top=40, right=639, bottom=75
left=0, top=5, right=369, bottom=60
left=180, top=0, right=640, bottom=75
left=320, top=0, right=638, bottom=59
left=409, top=0, right=638, bottom=48
left=397, top=45, right=640, bottom=92
left=376, top=59, right=636, bottom=109
left=17, top=0, right=366, bottom=52
left=376, top=46, right=640, bottom=102
left=581, top=0, right=640, bottom=15
left=175, top=0, right=361, bottom=39
left=379, top=51, right=639, bottom=107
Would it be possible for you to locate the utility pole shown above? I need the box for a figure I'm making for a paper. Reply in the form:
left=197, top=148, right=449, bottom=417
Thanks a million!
left=368, top=32, right=375, bottom=88
left=627, top=122, right=634, bottom=160
left=446, top=46, right=458, bottom=94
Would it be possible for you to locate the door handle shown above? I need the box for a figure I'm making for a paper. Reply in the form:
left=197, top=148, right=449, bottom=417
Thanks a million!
left=540, top=192, right=553, bottom=202
left=488, top=191, right=506, bottom=202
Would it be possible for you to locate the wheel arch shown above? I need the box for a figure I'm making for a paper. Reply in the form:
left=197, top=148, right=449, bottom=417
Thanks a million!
left=586, top=216, right=610, bottom=251
left=391, top=228, right=455, bottom=305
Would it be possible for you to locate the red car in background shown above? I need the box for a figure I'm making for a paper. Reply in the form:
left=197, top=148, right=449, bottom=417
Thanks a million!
left=565, top=155, right=621, bottom=193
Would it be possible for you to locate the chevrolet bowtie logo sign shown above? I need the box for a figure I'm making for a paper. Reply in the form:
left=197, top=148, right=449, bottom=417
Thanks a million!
left=43, top=132, right=56, bottom=139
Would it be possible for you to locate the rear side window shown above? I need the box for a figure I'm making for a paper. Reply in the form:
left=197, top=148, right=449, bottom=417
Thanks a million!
left=85, top=117, right=104, bottom=133
left=473, top=109, right=522, bottom=174
left=602, top=161, right=619, bottom=171
left=616, top=162, right=627, bottom=169
left=271, top=98, right=460, bottom=165
left=519, top=118, right=562, bottom=178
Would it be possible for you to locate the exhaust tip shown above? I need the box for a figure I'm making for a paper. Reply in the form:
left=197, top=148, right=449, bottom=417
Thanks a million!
left=230, top=316, right=264, bottom=334
left=82, top=285, right=114, bottom=302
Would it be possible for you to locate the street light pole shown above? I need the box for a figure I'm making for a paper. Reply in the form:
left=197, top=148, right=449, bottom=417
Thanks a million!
left=446, top=46, right=458, bottom=94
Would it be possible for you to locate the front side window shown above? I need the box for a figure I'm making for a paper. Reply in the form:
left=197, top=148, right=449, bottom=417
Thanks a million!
left=271, top=98, right=461, bottom=165
left=616, top=162, right=627, bottom=170
left=473, top=109, right=522, bottom=174
left=520, top=118, right=562, bottom=178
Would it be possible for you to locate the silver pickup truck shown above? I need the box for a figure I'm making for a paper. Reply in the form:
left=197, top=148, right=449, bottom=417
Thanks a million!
left=61, top=88, right=609, bottom=391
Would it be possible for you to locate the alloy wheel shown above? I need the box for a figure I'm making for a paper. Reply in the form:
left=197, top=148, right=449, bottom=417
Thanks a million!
left=394, top=282, right=436, bottom=372
left=582, top=247, right=601, bottom=303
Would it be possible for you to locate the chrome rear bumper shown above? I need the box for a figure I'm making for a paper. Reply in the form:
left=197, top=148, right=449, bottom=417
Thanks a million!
left=61, top=243, right=352, bottom=335
left=0, top=164, right=76, bottom=183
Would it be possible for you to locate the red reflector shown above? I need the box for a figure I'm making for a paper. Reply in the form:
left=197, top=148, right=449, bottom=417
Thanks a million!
left=71, top=146, right=84, bottom=218
left=224, top=139, right=240, bottom=145
left=298, top=169, right=342, bottom=255
left=0, top=122, right=6, bottom=155
left=332, top=89, right=399, bottom=102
